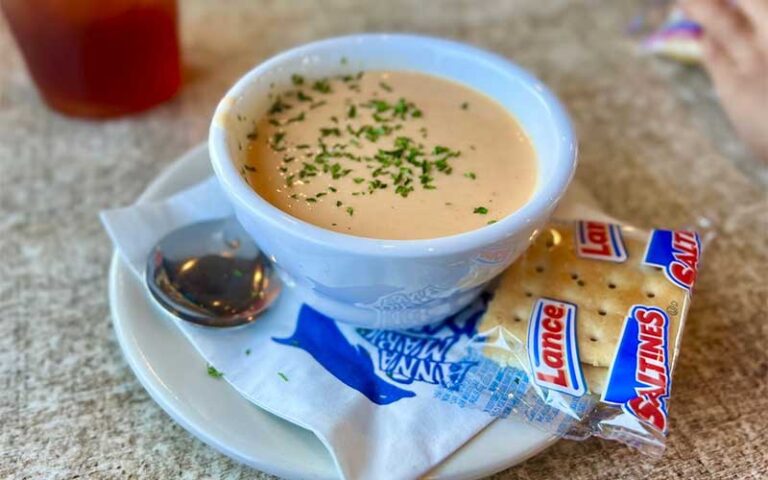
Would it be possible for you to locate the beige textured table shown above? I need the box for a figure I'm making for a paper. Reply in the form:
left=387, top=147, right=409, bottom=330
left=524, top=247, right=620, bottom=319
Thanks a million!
left=2, top=1, right=766, bottom=478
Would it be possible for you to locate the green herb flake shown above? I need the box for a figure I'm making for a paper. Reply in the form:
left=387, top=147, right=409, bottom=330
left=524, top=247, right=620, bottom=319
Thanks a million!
left=320, top=127, right=341, bottom=137
left=233, top=269, right=243, bottom=277
left=312, top=79, right=332, bottom=94
left=461, top=102, right=469, bottom=110
left=464, top=172, right=477, bottom=180
left=291, top=74, right=305, bottom=86
left=245, top=348, right=252, bottom=355
left=346, top=206, right=355, bottom=216
left=336, top=200, right=343, bottom=207
left=353, top=177, right=365, bottom=184
left=268, top=97, right=291, bottom=115
left=340, top=56, right=348, bottom=65
left=347, top=105, right=357, bottom=118
left=287, top=112, right=305, bottom=124
left=296, top=90, right=313, bottom=102
left=487, top=220, right=497, bottom=225
left=379, top=81, right=393, bottom=92
left=270, top=132, right=286, bottom=149
left=473, top=206, right=489, bottom=215
left=278, top=372, right=289, bottom=382
left=207, top=364, right=224, bottom=379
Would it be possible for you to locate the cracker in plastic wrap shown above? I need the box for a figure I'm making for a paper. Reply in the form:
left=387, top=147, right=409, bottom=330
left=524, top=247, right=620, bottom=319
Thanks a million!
left=446, top=218, right=703, bottom=455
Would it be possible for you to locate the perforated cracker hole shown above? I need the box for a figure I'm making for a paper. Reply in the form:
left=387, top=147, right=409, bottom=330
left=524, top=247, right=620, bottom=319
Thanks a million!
left=608, top=282, right=617, bottom=289
left=545, top=238, right=555, bottom=248
left=524, top=291, right=533, bottom=298
left=589, top=336, right=599, bottom=342
left=570, top=273, right=579, bottom=280
left=513, top=315, right=523, bottom=323
left=535, top=266, right=545, bottom=273
left=577, top=279, right=586, bottom=287
left=646, top=291, right=656, bottom=299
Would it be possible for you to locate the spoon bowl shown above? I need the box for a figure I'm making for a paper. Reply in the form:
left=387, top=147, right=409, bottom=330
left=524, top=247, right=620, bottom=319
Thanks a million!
left=146, top=217, right=280, bottom=328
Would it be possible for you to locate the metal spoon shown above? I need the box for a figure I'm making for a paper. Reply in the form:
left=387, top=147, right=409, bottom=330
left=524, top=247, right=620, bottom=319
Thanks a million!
left=146, top=217, right=281, bottom=328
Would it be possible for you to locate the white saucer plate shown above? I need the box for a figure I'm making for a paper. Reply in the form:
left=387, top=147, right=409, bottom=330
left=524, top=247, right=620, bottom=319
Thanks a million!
left=109, top=144, right=604, bottom=479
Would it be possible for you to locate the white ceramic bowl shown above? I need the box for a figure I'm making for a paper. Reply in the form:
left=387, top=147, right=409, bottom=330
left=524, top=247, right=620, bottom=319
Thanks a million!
left=209, top=33, right=577, bottom=329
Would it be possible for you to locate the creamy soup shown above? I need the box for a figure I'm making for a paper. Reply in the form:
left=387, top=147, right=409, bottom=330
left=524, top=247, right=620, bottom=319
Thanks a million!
left=240, top=70, right=537, bottom=240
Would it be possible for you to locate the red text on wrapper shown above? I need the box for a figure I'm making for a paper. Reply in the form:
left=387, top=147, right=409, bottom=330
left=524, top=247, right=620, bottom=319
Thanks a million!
left=527, top=298, right=586, bottom=397
left=603, top=305, right=671, bottom=433
left=644, top=229, right=701, bottom=292
left=575, top=221, right=628, bottom=263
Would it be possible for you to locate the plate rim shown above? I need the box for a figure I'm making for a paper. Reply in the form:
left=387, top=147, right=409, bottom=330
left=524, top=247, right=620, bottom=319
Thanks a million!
left=108, top=143, right=559, bottom=480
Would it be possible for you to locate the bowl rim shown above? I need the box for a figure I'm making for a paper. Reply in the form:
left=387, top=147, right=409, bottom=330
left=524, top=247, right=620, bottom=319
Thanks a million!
left=209, top=32, right=577, bottom=258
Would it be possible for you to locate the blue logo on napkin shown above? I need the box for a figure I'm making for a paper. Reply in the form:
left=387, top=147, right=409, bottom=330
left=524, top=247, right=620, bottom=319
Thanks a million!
left=273, top=300, right=484, bottom=406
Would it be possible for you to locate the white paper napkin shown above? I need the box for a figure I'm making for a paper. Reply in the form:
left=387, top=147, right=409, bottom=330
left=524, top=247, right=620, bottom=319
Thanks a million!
left=101, top=176, right=508, bottom=480
left=101, top=173, right=608, bottom=480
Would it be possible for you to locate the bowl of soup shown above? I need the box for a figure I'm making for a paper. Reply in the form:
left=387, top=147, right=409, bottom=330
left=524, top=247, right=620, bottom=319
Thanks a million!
left=209, top=33, right=577, bottom=328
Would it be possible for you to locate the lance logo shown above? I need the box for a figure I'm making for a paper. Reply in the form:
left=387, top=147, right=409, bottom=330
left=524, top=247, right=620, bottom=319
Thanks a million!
left=602, top=305, right=671, bottom=432
left=575, top=220, right=628, bottom=263
left=527, top=298, right=586, bottom=397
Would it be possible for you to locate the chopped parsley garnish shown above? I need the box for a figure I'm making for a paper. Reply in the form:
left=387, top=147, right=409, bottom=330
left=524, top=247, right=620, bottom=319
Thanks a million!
left=312, top=79, right=332, bottom=94
left=278, top=372, right=289, bottom=382
left=259, top=73, right=474, bottom=214
left=286, top=112, right=305, bottom=124
left=270, top=132, right=286, bottom=149
left=320, top=127, right=341, bottom=137
left=207, top=365, right=224, bottom=379
left=461, top=102, right=469, bottom=110
left=245, top=348, right=252, bottom=355
left=268, top=97, right=291, bottom=115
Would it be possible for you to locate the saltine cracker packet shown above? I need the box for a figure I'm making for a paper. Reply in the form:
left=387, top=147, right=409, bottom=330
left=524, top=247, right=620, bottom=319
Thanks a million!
left=435, top=219, right=702, bottom=455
